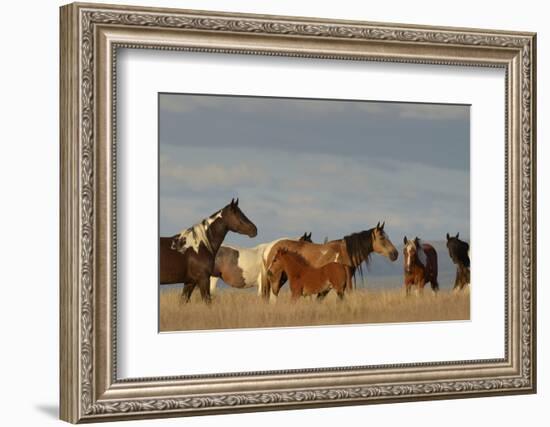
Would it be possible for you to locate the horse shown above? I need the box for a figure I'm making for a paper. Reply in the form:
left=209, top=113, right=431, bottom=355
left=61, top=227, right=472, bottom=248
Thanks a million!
left=209, top=232, right=313, bottom=296
left=446, top=232, right=470, bottom=291
left=159, top=199, right=257, bottom=303
left=402, top=236, right=439, bottom=295
left=266, top=248, right=347, bottom=301
left=265, top=222, right=398, bottom=298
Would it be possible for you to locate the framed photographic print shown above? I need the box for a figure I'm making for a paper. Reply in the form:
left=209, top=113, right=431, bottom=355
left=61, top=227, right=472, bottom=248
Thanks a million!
left=60, top=2, right=537, bottom=423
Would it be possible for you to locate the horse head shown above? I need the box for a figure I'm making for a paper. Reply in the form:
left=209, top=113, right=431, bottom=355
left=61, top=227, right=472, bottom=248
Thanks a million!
left=372, top=221, right=398, bottom=261
left=403, top=236, right=427, bottom=274
left=265, top=248, right=288, bottom=293
left=402, top=236, right=418, bottom=274
left=299, top=232, right=313, bottom=242
left=221, top=198, right=258, bottom=238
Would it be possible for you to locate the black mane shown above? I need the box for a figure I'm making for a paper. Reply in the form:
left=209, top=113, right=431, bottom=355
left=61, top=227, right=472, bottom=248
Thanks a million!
left=343, top=228, right=375, bottom=283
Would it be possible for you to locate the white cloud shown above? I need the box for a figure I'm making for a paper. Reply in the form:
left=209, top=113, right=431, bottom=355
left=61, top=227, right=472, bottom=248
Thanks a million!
left=160, top=154, right=268, bottom=191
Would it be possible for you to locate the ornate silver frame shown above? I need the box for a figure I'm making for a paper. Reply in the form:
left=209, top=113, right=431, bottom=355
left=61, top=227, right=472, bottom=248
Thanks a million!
left=60, top=2, right=536, bottom=423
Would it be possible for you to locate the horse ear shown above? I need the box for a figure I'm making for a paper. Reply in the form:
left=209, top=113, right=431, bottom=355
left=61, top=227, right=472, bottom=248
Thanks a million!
left=414, top=237, right=420, bottom=245
left=376, top=221, right=381, bottom=229
left=403, top=236, right=407, bottom=244
left=446, top=233, right=450, bottom=241
left=381, top=221, right=385, bottom=230
left=235, top=198, right=239, bottom=206
left=230, top=198, right=235, bottom=206
left=456, top=232, right=460, bottom=239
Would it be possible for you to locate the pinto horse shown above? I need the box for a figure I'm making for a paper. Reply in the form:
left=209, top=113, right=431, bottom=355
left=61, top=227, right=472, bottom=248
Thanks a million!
left=209, top=232, right=313, bottom=296
left=402, top=236, right=439, bottom=295
left=446, top=232, right=470, bottom=291
left=159, top=199, right=257, bottom=303
left=265, top=222, right=398, bottom=298
left=267, top=248, right=347, bottom=301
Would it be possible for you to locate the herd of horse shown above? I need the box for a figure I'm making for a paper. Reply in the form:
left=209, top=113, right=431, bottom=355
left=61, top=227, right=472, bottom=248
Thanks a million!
left=159, top=199, right=471, bottom=304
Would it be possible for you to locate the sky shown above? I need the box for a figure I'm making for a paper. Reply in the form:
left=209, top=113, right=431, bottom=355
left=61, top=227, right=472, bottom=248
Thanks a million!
left=159, top=93, right=470, bottom=257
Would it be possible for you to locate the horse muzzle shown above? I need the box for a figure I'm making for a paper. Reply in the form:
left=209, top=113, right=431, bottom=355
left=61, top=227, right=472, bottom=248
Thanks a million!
left=390, top=250, right=398, bottom=261
left=248, top=226, right=258, bottom=238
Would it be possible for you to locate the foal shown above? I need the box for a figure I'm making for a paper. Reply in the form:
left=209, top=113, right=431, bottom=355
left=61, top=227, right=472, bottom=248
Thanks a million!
left=402, top=236, right=439, bottom=295
left=267, top=248, right=347, bottom=301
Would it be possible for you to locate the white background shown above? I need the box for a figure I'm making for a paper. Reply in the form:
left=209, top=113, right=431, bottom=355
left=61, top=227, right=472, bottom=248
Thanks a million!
left=118, top=50, right=504, bottom=377
left=0, top=0, right=546, bottom=426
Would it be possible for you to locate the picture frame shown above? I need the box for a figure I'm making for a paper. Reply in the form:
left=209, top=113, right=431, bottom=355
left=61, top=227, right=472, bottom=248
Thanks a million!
left=59, top=2, right=536, bottom=423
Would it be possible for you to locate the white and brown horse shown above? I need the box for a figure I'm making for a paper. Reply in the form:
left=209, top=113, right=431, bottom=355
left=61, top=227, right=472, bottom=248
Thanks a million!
left=159, top=199, right=257, bottom=303
left=402, top=236, right=439, bottom=295
left=209, top=233, right=312, bottom=296
left=265, top=222, right=399, bottom=298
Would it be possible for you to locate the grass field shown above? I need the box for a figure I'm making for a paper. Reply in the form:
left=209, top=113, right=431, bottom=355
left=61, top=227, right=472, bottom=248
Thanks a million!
left=159, top=287, right=470, bottom=332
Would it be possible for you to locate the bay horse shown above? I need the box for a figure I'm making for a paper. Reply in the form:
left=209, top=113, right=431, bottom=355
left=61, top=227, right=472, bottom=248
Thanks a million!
left=265, top=222, right=398, bottom=298
left=402, top=236, right=439, bottom=295
left=446, top=232, right=470, bottom=291
left=267, top=248, right=347, bottom=301
left=159, top=199, right=257, bottom=303
left=209, top=232, right=313, bottom=296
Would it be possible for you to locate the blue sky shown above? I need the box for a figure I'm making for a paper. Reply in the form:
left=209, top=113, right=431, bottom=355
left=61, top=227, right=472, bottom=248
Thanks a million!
left=159, top=93, right=470, bottom=249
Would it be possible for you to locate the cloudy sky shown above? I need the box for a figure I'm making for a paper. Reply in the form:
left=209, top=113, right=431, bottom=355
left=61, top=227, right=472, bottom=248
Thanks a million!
left=159, top=93, right=470, bottom=250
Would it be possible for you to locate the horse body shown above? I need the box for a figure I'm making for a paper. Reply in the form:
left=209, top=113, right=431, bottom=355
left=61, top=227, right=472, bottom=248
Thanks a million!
left=446, top=232, right=470, bottom=291
left=267, top=249, right=347, bottom=300
left=403, top=236, right=439, bottom=295
left=159, top=199, right=257, bottom=303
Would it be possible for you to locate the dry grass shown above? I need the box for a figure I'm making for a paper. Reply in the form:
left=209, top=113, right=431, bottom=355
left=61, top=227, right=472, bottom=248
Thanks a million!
left=159, top=287, right=470, bottom=332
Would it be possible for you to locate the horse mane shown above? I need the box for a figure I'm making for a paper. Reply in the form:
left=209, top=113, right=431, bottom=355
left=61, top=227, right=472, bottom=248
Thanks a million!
left=343, top=228, right=375, bottom=286
left=415, top=239, right=428, bottom=266
left=343, top=229, right=374, bottom=269
left=173, top=210, right=222, bottom=254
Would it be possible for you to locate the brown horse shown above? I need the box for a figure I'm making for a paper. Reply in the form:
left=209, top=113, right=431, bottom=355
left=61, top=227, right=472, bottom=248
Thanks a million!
left=402, top=236, right=439, bottom=295
left=267, top=248, right=347, bottom=300
left=159, top=199, right=257, bottom=303
left=264, top=222, right=398, bottom=298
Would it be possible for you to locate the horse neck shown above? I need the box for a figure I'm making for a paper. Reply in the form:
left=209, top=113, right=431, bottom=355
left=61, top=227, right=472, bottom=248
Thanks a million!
left=205, top=217, right=229, bottom=254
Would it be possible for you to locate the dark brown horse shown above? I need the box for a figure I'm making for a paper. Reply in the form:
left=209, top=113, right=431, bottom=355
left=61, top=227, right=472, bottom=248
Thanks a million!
left=403, top=236, right=439, bottom=295
left=267, top=248, right=347, bottom=300
left=265, top=222, right=399, bottom=298
left=446, top=232, right=470, bottom=291
left=159, top=199, right=257, bottom=303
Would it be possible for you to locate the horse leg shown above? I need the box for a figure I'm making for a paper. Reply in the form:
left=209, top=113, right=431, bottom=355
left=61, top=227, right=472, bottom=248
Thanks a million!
left=290, top=282, right=302, bottom=301
left=317, top=289, right=330, bottom=301
left=453, top=268, right=461, bottom=292
left=209, top=277, right=218, bottom=295
left=198, top=276, right=212, bottom=304
left=181, top=283, right=196, bottom=303
left=345, top=267, right=353, bottom=292
left=430, top=276, right=439, bottom=293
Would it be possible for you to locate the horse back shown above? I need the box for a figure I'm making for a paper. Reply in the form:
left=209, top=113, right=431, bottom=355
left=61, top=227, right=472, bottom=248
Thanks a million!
left=421, top=243, right=438, bottom=278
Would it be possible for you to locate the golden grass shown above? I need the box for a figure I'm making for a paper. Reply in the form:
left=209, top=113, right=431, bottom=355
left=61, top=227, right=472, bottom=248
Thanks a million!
left=159, top=287, right=470, bottom=332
